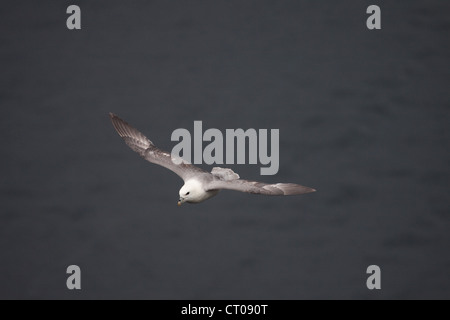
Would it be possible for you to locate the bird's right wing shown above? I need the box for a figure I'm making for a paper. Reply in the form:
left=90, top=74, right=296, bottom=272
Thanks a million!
left=109, top=113, right=206, bottom=181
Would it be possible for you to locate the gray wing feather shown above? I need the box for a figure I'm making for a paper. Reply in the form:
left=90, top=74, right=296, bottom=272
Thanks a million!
left=109, top=113, right=206, bottom=181
left=206, top=179, right=316, bottom=196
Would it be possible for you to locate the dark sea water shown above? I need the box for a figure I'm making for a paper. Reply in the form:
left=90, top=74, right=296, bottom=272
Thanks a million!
left=0, top=1, right=449, bottom=299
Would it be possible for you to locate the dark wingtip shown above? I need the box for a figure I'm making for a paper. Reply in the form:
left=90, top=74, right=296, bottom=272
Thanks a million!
left=302, top=187, right=316, bottom=194
left=109, top=113, right=127, bottom=128
left=109, top=113, right=128, bottom=137
left=297, top=186, right=316, bottom=195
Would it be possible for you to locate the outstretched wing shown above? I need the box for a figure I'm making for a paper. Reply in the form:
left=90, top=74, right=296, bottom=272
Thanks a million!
left=109, top=113, right=206, bottom=181
left=206, top=179, right=316, bottom=196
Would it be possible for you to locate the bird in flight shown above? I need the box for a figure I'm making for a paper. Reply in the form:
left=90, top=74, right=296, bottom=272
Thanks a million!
left=109, top=113, right=316, bottom=205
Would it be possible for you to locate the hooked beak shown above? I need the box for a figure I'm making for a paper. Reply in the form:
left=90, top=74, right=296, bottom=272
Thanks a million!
left=178, top=198, right=183, bottom=206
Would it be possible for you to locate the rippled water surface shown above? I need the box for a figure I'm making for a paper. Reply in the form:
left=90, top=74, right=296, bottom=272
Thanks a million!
left=0, top=1, right=449, bottom=299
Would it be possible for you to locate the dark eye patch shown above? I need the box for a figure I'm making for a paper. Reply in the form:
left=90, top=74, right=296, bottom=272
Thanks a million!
left=186, top=192, right=190, bottom=195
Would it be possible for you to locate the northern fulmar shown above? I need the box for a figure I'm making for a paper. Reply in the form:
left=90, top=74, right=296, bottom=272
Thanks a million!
left=110, top=113, right=316, bottom=205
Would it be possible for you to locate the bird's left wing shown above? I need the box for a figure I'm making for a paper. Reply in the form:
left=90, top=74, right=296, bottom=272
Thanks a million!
left=205, top=179, right=316, bottom=196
